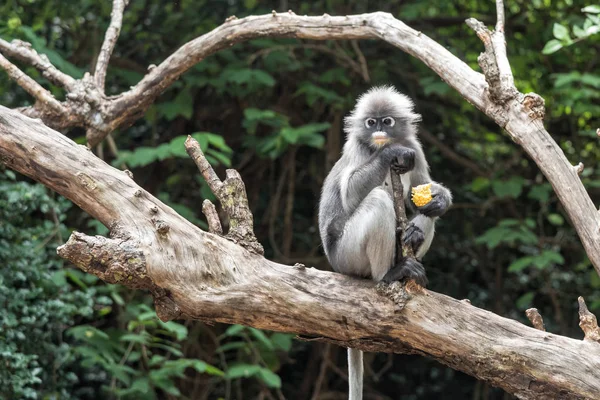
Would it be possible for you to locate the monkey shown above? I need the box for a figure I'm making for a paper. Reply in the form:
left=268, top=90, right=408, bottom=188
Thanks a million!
left=317, top=86, right=452, bottom=400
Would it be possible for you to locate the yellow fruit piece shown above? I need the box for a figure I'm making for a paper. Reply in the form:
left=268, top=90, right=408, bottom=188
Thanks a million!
left=411, top=183, right=433, bottom=207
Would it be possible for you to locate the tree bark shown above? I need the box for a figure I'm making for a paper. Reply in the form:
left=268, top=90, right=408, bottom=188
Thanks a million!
left=1, top=107, right=600, bottom=400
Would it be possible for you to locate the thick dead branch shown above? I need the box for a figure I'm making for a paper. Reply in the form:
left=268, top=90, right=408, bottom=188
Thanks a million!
left=578, top=297, right=600, bottom=343
left=94, top=0, right=129, bottom=91
left=0, top=38, right=75, bottom=89
left=185, top=136, right=263, bottom=255
left=525, top=308, right=545, bottom=331
left=2, top=107, right=600, bottom=400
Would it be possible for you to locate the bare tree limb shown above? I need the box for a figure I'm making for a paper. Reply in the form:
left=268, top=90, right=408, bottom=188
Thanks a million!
left=99, top=12, right=488, bottom=145
left=1, top=108, right=600, bottom=399
left=0, top=38, right=75, bottom=89
left=0, top=53, right=65, bottom=115
left=94, top=0, right=129, bottom=91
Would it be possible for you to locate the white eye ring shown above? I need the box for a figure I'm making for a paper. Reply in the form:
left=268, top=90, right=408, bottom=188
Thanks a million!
left=365, top=118, right=376, bottom=128
left=382, top=117, right=395, bottom=127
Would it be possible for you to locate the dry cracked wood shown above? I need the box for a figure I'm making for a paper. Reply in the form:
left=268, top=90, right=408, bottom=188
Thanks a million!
left=2, top=106, right=600, bottom=400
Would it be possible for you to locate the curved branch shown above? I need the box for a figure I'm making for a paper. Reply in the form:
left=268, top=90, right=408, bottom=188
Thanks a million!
left=1, top=107, right=600, bottom=400
left=100, top=11, right=487, bottom=142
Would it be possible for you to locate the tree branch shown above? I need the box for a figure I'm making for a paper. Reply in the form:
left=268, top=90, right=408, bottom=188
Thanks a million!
left=1, top=107, right=600, bottom=399
left=0, top=53, right=65, bottom=115
left=94, top=0, right=129, bottom=91
left=0, top=38, right=75, bottom=90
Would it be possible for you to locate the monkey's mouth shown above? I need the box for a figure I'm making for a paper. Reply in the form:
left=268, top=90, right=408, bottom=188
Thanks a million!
left=371, top=131, right=390, bottom=146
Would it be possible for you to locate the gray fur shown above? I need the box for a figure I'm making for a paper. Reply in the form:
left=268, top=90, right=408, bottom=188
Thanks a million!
left=317, top=85, right=452, bottom=400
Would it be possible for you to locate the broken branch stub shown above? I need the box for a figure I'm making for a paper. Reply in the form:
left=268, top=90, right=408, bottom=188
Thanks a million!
left=525, top=308, right=546, bottom=331
left=578, top=297, right=600, bottom=343
left=185, top=136, right=263, bottom=255
left=202, top=199, right=223, bottom=235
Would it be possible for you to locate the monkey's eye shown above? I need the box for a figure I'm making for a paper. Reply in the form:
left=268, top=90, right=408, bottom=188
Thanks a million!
left=382, top=117, right=395, bottom=127
left=365, top=118, right=376, bottom=128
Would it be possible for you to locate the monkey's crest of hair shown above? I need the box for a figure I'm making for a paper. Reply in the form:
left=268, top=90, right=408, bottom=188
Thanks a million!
left=344, top=85, right=422, bottom=137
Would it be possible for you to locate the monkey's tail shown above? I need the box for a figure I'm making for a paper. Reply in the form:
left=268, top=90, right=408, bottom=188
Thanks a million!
left=348, top=347, right=364, bottom=400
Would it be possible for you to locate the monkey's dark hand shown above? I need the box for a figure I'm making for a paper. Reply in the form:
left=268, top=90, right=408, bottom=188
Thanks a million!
left=386, top=146, right=415, bottom=174
left=402, top=223, right=425, bottom=254
left=381, top=258, right=428, bottom=287
left=417, top=184, right=452, bottom=218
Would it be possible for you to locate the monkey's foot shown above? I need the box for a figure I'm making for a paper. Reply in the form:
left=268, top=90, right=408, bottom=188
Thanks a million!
left=381, top=258, right=428, bottom=287
left=401, top=223, right=424, bottom=254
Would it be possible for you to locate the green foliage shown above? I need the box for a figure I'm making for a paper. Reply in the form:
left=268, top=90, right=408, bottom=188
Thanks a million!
left=243, top=107, right=329, bottom=158
left=0, top=170, right=95, bottom=399
left=114, top=132, right=233, bottom=168
left=475, top=219, right=538, bottom=249
left=543, top=5, right=600, bottom=54
left=66, top=303, right=223, bottom=399
left=218, top=324, right=293, bottom=389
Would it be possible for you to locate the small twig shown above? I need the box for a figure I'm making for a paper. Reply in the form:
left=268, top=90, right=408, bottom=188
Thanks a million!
left=525, top=308, right=545, bottom=331
left=578, top=297, right=600, bottom=343
left=202, top=199, right=223, bottom=235
left=0, top=38, right=75, bottom=90
left=185, top=136, right=263, bottom=255
left=0, top=53, right=65, bottom=114
left=94, top=0, right=129, bottom=91
left=574, top=162, right=584, bottom=175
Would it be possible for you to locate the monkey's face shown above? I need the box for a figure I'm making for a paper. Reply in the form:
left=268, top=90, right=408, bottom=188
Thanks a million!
left=363, top=116, right=398, bottom=148
left=344, top=86, right=421, bottom=151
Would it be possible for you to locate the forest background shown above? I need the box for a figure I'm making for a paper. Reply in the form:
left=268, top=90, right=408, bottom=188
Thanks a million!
left=1, top=0, right=599, bottom=399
